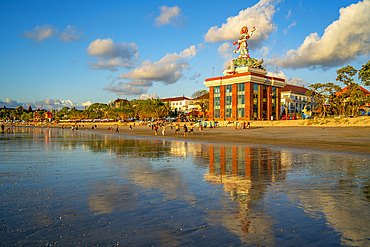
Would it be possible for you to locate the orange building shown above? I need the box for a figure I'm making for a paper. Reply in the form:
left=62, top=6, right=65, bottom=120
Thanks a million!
left=204, top=66, right=286, bottom=121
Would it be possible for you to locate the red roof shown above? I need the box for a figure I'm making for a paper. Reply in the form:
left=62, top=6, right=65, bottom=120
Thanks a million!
left=335, top=85, right=370, bottom=96
left=161, top=96, right=191, bottom=102
left=281, top=84, right=309, bottom=94
left=114, top=98, right=129, bottom=103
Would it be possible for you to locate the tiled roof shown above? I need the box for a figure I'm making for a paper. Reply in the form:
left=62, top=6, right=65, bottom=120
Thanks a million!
left=335, top=85, right=370, bottom=96
left=161, top=96, right=191, bottom=102
left=281, top=84, right=309, bottom=94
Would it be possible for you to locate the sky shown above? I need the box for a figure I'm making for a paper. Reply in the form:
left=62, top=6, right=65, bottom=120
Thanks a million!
left=1, top=0, right=369, bottom=110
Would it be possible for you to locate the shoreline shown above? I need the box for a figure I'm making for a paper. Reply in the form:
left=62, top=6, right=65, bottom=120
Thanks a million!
left=6, top=122, right=370, bottom=155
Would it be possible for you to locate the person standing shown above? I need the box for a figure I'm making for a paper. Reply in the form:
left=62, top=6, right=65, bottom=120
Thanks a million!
left=183, top=124, right=188, bottom=136
left=175, top=124, right=179, bottom=135
left=115, top=125, right=119, bottom=133
left=162, top=125, right=166, bottom=135
left=189, top=123, right=193, bottom=135
left=154, top=125, right=158, bottom=135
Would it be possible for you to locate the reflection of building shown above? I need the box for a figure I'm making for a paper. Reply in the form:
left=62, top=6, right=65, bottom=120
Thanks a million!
left=280, top=84, right=317, bottom=114
left=204, top=145, right=285, bottom=235
left=204, top=67, right=286, bottom=121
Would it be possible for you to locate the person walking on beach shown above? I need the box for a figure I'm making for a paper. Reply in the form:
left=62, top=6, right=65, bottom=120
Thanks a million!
left=183, top=124, right=188, bottom=136
left=189, top=123, right=193, bottom=135
left=154, top=125, right=158, bottom=135
left=115, top=125, right=119, bottom=133
left=162, top=125, right=166, bottom=135
left=175, top=124, right=179, bottom=135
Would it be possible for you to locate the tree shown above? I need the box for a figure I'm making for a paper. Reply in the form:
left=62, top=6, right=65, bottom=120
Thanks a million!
left=358, top=60, right=370, bottom=87
left=191, top=90, right=209, bottom=119
left=306, top=83, right=341, bottom=117
left=336, top=65, right=368, bottom=116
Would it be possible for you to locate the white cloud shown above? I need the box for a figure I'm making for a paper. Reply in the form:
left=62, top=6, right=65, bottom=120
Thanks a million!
left=283, top=21, right=296, bottom=35
left=82, top=101, right=92, bottom=107
left=155, top=5, right=186, bottom=27
left=0, top=98, right=33, bottom=109
left=87, top=38, right=139, bottom=71
left=106, top=45, right=198, bottom=96
left=285, top=10, right=291, bottom=19
left=217, top=43, right=233, bottom=60
left=119, top=45, right=198, bottom=84
left=203, top=0, right=280, bottom=50
left=103, top=81, right=149, bottom=96
left=22, top=24, right=57, bottom=42
left=270, top=0, right=370, bottom=69
left=266, top=71, right=308, bottom=86
left=139, top=93, right=159, bottom=100
left=36, top=98, right=80, bottom=110
left=58, top=25, right=83, bottom=43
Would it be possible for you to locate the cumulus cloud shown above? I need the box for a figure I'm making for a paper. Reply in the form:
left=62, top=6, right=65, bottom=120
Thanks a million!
left=36, top=98, right=80, bottom=110
left=87, top=38, right=139, bottom=71
left=21, top=24, right=57, bottom=43
left=155, top=5, right=187, bottom=27
left=103, top=81, right=149, bottom=96
left=203, top=0, right=280, bottom=50
left=58, top=25, right=83, bottom=43
left=105, top=45, right=198, bottom=96
left=82, top=101, right=92, bottom=107
left=0, top=98, right=36, bottom=109
left=119, top=45, right=197, bottom=84
left=269, top=0, right=370, bottom=69
left=267, top=71, right=308, bottom=86
left=139, top=93, right=159, bottom=100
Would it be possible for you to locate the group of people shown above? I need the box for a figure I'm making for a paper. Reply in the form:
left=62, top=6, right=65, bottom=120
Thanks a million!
left=151, top=122, right=194, bottom=136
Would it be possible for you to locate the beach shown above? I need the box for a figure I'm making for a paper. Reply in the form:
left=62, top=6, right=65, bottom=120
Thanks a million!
left=50, top=118, right=370, bottom=154
left=5, top=117, right=370, bottom=154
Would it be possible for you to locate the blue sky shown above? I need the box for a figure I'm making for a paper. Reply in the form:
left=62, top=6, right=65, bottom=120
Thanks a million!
left=1, top=0, right=369, bottom=110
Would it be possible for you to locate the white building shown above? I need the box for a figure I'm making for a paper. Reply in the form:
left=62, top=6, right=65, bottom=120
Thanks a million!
left=280, top=84, right=317, bottom=115
left=160, top=96, right=195, bottom=113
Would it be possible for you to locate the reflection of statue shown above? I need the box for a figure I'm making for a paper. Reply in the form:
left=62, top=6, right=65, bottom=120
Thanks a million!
left=233, top=26, right=256, bottom=59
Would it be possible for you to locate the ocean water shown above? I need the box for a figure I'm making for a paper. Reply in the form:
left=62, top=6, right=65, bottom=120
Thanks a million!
left=0, top=127, right=369, bottom=246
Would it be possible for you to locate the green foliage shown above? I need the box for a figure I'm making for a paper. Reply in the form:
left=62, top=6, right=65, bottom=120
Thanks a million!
left=358, top=60, right=370, bottom=87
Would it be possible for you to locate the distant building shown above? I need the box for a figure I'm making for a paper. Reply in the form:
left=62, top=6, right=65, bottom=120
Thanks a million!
left=109, top=98, right=129, bottom=108
left=160, top=96, right=194, bottom=113
left=280, top=84, right=317, bottom=115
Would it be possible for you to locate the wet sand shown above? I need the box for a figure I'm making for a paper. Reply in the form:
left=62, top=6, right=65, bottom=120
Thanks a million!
left=66, top=124, right=370, bottom=154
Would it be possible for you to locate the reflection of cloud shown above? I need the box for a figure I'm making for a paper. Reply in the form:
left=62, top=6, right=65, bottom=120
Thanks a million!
left=88, top=183, right=137, bottom=215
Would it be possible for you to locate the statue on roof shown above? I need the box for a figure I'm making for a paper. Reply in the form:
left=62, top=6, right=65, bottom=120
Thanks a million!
left=227, top=25, right=264, bottom=71
left=233, top=26, right=256, bottom=58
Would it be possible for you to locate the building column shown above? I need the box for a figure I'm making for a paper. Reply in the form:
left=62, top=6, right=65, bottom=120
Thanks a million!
left=277, top=87, right=281, bottom=120
left=245, top=82, right=253, bottom=120
left=220, top=85, right=225, bottom=121
left=232, top=84, right=237, bottom=120
left=209, top=87, right=214, bottom=121
left=267, top=86, right=272, bottom=120
left=258, top=84, right=263, bottom=120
